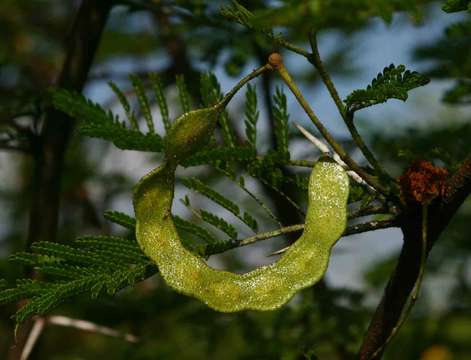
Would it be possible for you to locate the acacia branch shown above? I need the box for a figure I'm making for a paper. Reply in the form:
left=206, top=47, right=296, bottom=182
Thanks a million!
left=358, top=153, right=471, bottom=359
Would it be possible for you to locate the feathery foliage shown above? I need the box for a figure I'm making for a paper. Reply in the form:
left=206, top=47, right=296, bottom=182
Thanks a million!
left=345, top=64, right=429, bottom=112
left=200, top=72, right=221, bottom=106
left=182, top=147, right=257, bottom=167
left=244, top=84, right=259, bottom=148
left=0, top=237, right=154, bottom=323
left=51, top=89, right=163, bottom=152
left=173, top=215, right=218, bottom=246
left=108, top=80, right=138, bottom=129
left=182, top=177, right=258, bottom=232
left=18, top=48, right=385, bottom=327
left=0, top=205, right=240, bottom=324
left=103, top=210, right=136, bottom=230
left=182, top=177, right=240, bottom=216
left=149, top=72, right=171, bottom=132
left=129, top=74, right=155, bottom=133
left=200, top=210, right=238, bottom=239
left=220, top=0, right=277, bottom=39
left=273, top=87, right=290, bottom=159
left=176, top=74, right=192, bottom=113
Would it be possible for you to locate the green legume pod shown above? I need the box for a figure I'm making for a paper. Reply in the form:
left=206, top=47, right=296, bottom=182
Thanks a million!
left=133, top=160, right=349, bottom=312
left=164, top=106, right=221, bottom=163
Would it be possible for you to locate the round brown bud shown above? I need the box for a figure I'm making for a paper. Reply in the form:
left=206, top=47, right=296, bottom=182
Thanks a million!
left=268, top=52, right=283, bottom=69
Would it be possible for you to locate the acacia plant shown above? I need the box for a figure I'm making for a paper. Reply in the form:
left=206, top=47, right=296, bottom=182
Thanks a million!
left=1, top=1, right=470, bottom=359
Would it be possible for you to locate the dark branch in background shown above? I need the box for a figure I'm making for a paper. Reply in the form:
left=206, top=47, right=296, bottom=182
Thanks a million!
left=27, top=0, right=112, bottom=246
left=11, top=2, right=113, bottom=360
left=358, top=153, right=471, bottom=359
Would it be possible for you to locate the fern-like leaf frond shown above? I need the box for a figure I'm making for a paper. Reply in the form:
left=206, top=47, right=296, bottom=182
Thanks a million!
left=273, top=87, right=290, bottom=159
left=176, top=74, right=192, bottom=113
left=221, top=1, right=278, bottom=40
left=51, top=89, right=163, bottom=152
left=108, top=81, right=138, bottom=129
left=129, top=74, right=155, bottom=134
left=200, top=210, right=238, bottom=239
left=244, top=84, right=259, bottom=148
left=345, top=64, right=429, bottom=112
left=103, top=210, right=136, bottom=230
left=149, top=72, right=171, bottom=132
left=0, top=235, right=155, bottom=324
left=182, top=177, right=240, bottom=215
left=182, top=147, right=257, bottom=167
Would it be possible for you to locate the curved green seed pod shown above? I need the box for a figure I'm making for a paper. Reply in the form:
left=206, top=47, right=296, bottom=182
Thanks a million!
left=133, top=160, right=349, bottom=312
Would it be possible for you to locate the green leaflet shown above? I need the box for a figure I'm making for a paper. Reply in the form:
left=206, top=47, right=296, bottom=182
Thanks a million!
left=133, top=97, right=349, bottom=311
left=345, top=64, right=429, bottom=113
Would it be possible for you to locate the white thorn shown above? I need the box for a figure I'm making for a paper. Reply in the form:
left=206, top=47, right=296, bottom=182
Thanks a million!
left=294, top=122, right=376, bottom=191
left=294, top=122, right=330, bottom=154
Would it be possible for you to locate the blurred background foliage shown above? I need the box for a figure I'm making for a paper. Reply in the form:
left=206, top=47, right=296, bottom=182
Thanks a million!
left=0, top=0, right=470, bottom=359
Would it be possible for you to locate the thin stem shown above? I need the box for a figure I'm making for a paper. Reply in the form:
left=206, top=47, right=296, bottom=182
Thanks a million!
left=239, top=224, right=304, bottom=247
left=274, top=37, right=311, bottom=57
left=220, top=64, right=273, bottom=108
left=308, top=32, right=346, bottom=116
left=307, top=33, right=394, bottom=187
left=274, top=60, right=389, bottom=195
left=237, top=219, right=397, bottom=248
left=345, top=112, right=395, bottom=184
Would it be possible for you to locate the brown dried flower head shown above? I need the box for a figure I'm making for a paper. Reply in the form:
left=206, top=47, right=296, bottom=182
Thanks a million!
left=398, top=160, right=449, bottom=205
